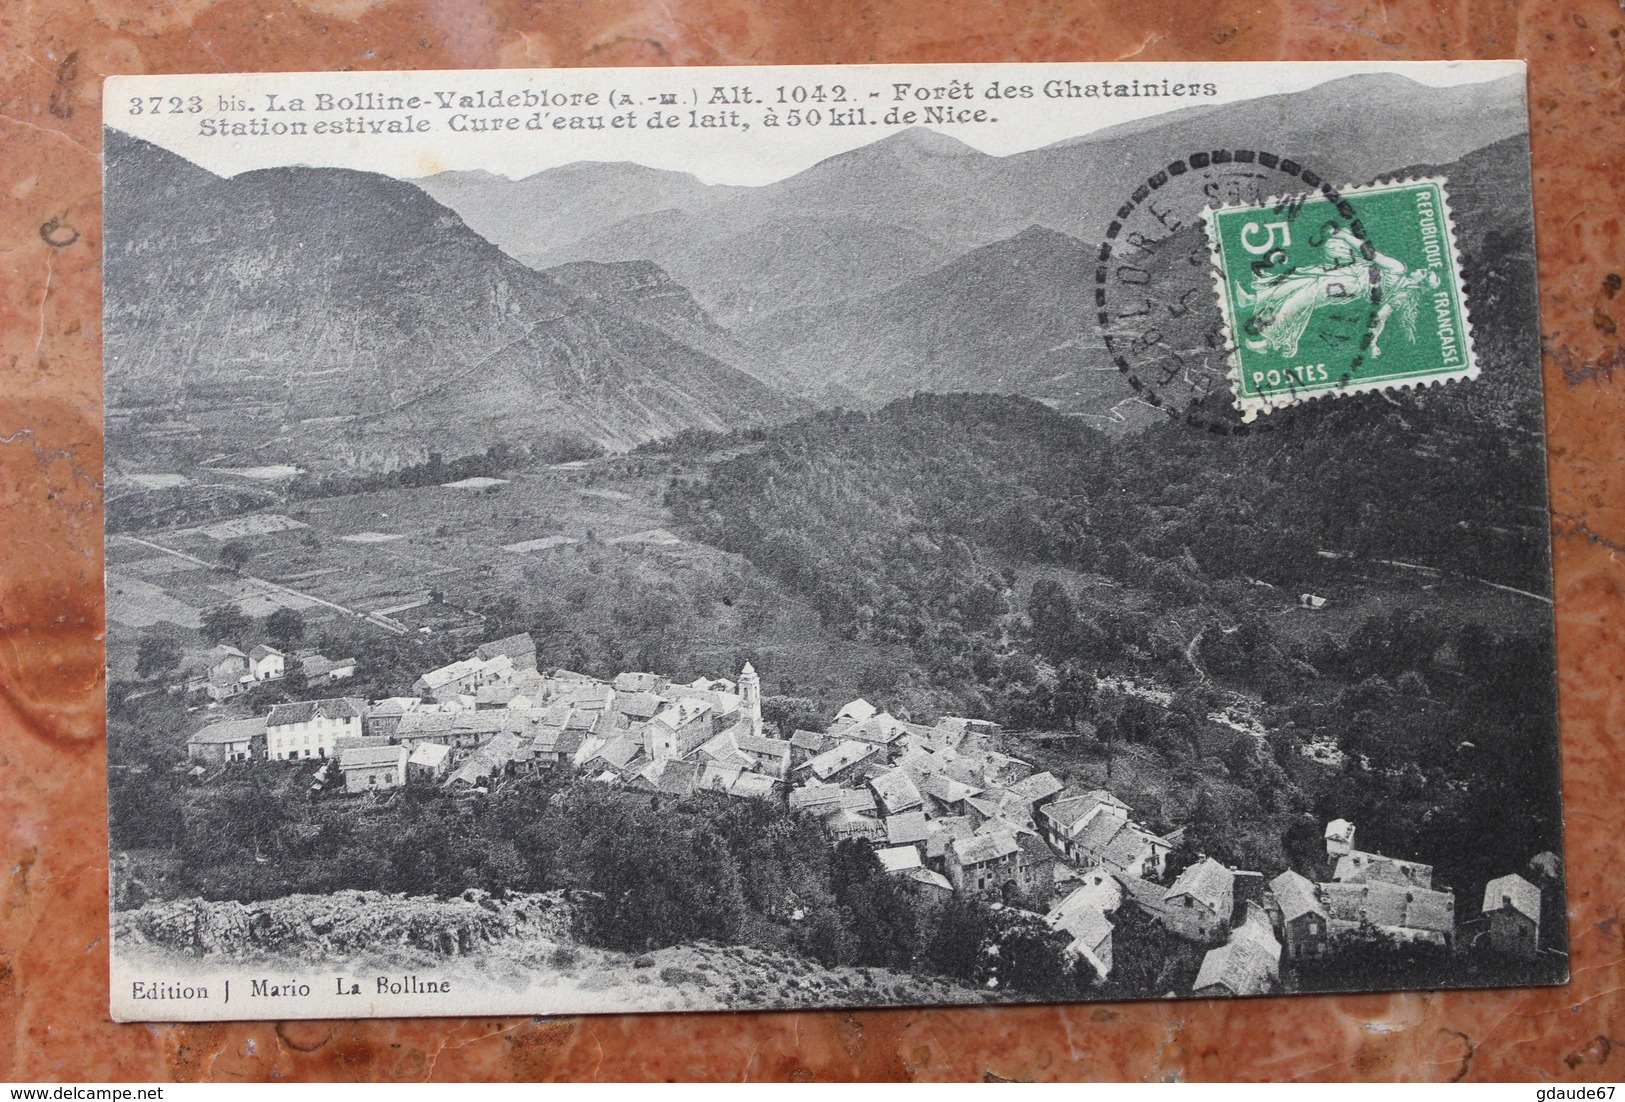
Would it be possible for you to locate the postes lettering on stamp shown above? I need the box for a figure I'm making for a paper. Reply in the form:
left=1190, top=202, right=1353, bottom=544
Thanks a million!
left=1202, top=176, right=1477, bottom=420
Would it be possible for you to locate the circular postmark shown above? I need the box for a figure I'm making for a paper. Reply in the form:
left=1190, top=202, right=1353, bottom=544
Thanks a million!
left=1095, top=150, right=1380, bottom=433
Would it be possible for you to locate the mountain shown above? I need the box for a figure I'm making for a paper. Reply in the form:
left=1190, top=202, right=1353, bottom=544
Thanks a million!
left=415, top=73, right=1528, bottom=334
left=522, top=128, right=1016, bottom=327
left=103, top=131, right=795, bottom=470
left=741, top=226, right=1135, bottom=419
left=993, top=71, right=1528, bottom=240
left=735, top=127, right=1537, bottom=421
left=414, top=161, right=745, bottom=264
left=541, top=259, right=774, bottom=384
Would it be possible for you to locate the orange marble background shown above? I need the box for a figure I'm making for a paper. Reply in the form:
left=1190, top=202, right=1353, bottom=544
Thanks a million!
left=2, top=0, right=1622, bottom=1082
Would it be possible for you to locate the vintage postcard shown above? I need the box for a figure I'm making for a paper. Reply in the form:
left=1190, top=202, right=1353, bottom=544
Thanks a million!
left=103, top=61, right=1564, bottom=1021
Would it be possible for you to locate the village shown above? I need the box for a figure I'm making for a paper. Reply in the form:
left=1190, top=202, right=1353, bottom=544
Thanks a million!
left=182, top=631, right=1564, bottom=997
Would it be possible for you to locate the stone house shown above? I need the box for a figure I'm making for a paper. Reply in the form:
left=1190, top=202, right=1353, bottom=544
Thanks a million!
left=1039, top=790, right=1172, bottom=880
left=1161, top=857, right=1236, bottom=945
left=642, top=698, right=716, bottom=761
left=1324, top=818, right=1356, bottom=860
left=1482, top=872, right=1542, bottom=957
left=945, top=829, right=1021, bottom=898
left=736, top=734, right=793, bottom=778
left=364, top=697, right=420, bottom=740
left=248, top=644, right=285, bottom=681
left=406, top=741, right=452, bottom=782
left=188, top=644, right=250, bottom=701
left=339, top=744, right=408, bottom=794
left=1047, top=869, right=1124, bottom=981
left=1006, top=771, right=1064, bottom=816
left=186, top=716, right=266, bottom=764
left=868, top=767, right=925, bottom=817
left=414, top=654, right=513, bottom=702
left=1013, top=831, right=1058, bottom=902
left=266, top=697, right=365, bottom=760
left=788, top=729, right=834, bottom=769
left=1270, top=868, right=1330, bottom=962
left=1194, top=902, right=1282, bottom=998
left=801, top=740, right=880, bottom=785
left=301, top=654, right=357, bottom=683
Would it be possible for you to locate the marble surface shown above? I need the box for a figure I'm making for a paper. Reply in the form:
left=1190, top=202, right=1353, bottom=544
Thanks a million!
left=2, top=0, right=1623, bottom=1082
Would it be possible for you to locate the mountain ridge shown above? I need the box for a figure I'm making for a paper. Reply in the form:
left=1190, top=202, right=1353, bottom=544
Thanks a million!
left=416, top=72, right=1529, bottom=331
left=103, top=130, right=794, bottom=471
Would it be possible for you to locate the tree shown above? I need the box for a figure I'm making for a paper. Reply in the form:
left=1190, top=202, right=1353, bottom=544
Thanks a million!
left=264, top=608, right=306, bottom=649
left=134, top=627, right=184, bottom=679
left=199, top=604, right=250, bottom=645
left=923, top=895, right=995, bottom=981
left=842, top=875, right=920, bottom=969
left=219, top=539, right=255, bottom=573
left=762, top=695, right=823, bottom=736
left=995, top=917, right=1085, bottom=998
left=829, top=839, right=883, bottom=904
left=481, top=595, right=523, bottom=638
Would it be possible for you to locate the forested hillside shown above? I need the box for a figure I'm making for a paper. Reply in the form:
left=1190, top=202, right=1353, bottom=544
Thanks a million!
left=666, top=388, right=1560, bottom=893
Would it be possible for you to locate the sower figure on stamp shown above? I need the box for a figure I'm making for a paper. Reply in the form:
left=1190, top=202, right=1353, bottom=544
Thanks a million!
left=1239, top=224, right=1441, bottom=360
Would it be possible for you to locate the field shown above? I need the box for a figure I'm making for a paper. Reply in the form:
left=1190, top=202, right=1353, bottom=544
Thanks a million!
left=106, top=452, right=913, bottom=713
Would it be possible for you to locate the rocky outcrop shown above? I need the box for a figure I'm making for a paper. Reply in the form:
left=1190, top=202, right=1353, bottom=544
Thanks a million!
left=114, top=889, right=575, bottom=959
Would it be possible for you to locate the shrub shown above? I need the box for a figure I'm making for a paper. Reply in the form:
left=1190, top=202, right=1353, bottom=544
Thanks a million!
left=660, top=965, right=708, bottom=987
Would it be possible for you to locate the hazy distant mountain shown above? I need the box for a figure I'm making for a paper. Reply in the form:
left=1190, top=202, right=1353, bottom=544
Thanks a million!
left=103, top=131, right=795, bottom=469
left=992, top=71, right=1528, bottom=239
left=415, top=161, right=745, bottom=264
left=742, top=226, right=1127, bottom=414
left=525, top=128, right=1016, bottom=326
left=415, top=73, right=1527, bottom=333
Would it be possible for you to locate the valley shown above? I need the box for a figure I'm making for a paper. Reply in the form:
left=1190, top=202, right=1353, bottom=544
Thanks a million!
left=102, top=67, right=1565, bottom=1009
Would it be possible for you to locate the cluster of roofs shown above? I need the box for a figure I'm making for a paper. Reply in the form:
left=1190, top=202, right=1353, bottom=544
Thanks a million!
left=182, top=641, right=355, bottom=701
left=1044, top=816, right=1557, bottom=995
left=184, top=634, right=1561, bottom=992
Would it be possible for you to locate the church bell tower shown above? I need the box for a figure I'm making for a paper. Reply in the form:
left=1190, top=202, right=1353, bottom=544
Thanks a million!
left=738, top=661, right=762, bottom=739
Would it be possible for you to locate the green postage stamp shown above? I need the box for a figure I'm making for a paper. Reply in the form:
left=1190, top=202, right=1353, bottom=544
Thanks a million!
left=1203, top=176, right=1477, bottom=420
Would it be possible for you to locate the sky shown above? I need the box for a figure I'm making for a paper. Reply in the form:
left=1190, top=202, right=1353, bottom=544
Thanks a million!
left=107, top=60, right=1523, bottom=188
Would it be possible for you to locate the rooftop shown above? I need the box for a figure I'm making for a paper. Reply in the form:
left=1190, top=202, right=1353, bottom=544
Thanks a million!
left=869, top=768, right=924, bottom=814
left=339, top=744, right=408, bottom=770
left=876, top=845, right=923, bottom=874
left=1271, top=869, right=1326, bottom=922
left=789, top=729, right=832, bottom=752
left=953, top=829, right=1020, bottom=866
left=729, top=773, right=781, bottom=800
left=1483, top=873, right=1542, bottom=923
left=1167, top=857, right=1235, bottom=913
left=187, top=716, right=267, bottom=745
left=886, top=810, right=930, bottom=847
left=1008, top=771, right=1064, bottom=803
left=806, top=740, right=878, bottom=780
left=267, top=697, right=365, bottom=726
left=1043, top=790, right=1131, bottom=832
left=1333, top=850, right=1434, bottom=889
left=737, top=734, right=792, bottom=758
left=407, top=742, right=451, bottom=766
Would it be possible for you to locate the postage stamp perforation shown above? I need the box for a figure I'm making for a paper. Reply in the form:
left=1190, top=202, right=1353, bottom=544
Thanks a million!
left=1202, top=173, right=1480, bottom=421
